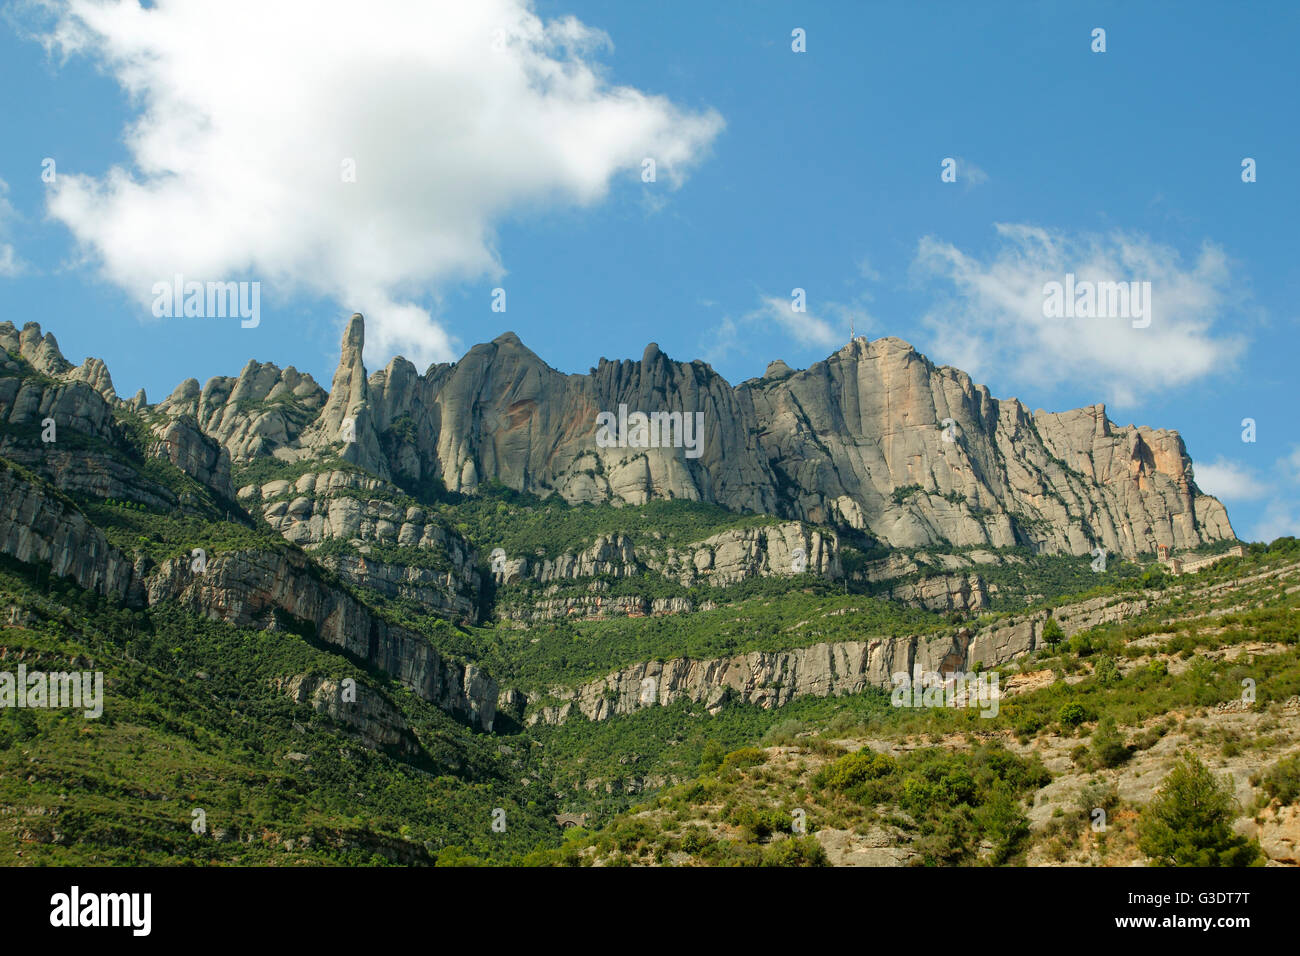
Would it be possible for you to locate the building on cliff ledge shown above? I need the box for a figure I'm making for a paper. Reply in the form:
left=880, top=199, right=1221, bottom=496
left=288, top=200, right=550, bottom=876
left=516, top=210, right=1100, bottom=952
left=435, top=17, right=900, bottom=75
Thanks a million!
left=1160, top=544, right=1246, bottom=576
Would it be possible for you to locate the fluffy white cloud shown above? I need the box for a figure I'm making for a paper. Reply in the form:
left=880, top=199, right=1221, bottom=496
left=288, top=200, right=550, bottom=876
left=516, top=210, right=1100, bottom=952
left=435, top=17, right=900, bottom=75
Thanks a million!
left=32, top=0, right=722, bottom=367
left=1196, top=446, right=1300, bottom=543
left=913, top=224, right=1247, bottom=405
left=1193, top=457, right=1269, bottom=501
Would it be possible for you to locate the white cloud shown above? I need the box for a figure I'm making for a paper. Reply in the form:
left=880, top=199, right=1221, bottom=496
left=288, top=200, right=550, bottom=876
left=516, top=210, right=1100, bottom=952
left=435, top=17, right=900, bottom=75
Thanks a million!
left=1194, top=446, right=1300, bottom=543
left=1193, top=457, right=1269, bottom=501
left=913, top=223, right=1247, bottom=405
left=30, top=0, right=723, bottom=367
left=855, top=256, right=882, bottom=282
left=1248, top=501, right=1300, bottom=544
left=0, top=247, right=19, bottom=279
left=703, top=293, right=860, bottom=363
left=1285, top=446, right=1300, bottom=481
left=757, top=295, right=844, bottom=349
left=0, top=178, right=24, bottom=278
left=951, top=156, right=988, bottom=188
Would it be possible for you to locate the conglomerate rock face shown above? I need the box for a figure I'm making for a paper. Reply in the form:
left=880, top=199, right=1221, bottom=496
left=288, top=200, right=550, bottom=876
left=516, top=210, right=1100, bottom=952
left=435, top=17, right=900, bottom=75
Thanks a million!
left=524, top=588, right=1154, bottom=726
left=171, top=315, right=1230, bottom=559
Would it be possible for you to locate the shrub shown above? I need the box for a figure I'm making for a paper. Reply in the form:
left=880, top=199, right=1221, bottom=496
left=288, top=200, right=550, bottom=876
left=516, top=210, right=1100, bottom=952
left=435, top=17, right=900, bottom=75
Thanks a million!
left=1139, top=660, right=1168, bottom=682
left=1141, top=564, right=1169, bottom=589
left=725, top=805, right=790, bottom=841
left=972, top=785, right=1030, bottom=864
left=720, top=747, right=768, bottom=772
left=698, top=740, right=725, bottom=774
left=1261, top=754, right=1300, bottom=805
left=1092, top=655, right=1121, bottom=686
left=678, top=825, right=714, bottom=855
left=813, top=748, right=897, bottom=792
left=761, top=719, right=806, bottom=746
left=1090, top=715, right=1131, bottom=768
left=1077, top=779, right=1120, bottom=818
left=1067, top=632, right=1095, bottom=656
left=1058, top=702, right=1088, bottom=729
left=761, top=835, right=829, bottom=867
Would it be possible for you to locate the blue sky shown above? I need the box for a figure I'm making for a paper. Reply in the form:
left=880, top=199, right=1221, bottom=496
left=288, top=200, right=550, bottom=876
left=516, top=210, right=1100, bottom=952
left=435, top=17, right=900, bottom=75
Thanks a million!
left=1, top=0, right=1296, bottom=541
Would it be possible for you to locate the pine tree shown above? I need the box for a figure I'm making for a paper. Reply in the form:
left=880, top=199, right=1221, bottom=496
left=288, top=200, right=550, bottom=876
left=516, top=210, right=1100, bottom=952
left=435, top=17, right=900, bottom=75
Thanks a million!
left=1138, top=756, right=1261, bottom=866
left=1041, top=617, right=1064, bottom=648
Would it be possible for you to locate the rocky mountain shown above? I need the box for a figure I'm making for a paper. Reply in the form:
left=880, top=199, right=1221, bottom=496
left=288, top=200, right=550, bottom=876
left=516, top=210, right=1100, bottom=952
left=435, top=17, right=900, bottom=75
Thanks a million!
left=0, top=314, right=1239, bottom=733
left=156, top=314, right=1229, bottom=559
left=3, top=314, right=1232, bottom=563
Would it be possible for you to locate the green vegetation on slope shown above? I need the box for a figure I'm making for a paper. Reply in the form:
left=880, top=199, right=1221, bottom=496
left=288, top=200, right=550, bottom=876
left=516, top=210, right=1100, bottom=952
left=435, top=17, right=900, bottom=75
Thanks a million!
left=0, top=556, right=560, bottom=865
left=431, top=483, right=785, bottom=560
left=473, top=588, right=948, bottom=690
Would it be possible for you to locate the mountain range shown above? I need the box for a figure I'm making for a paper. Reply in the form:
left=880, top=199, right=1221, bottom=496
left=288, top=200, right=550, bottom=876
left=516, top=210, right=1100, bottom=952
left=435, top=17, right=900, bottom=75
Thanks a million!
left=5, top=313, right=1234, bottom=554
left=7, top=313, right=1297, bottom=869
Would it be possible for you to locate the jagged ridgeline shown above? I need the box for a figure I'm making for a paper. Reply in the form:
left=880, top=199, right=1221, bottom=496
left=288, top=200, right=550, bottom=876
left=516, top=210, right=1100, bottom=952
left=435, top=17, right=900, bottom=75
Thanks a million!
left=0, top=315, right=1246, bottom=863
left=193, top=312, right=1229, bottom=556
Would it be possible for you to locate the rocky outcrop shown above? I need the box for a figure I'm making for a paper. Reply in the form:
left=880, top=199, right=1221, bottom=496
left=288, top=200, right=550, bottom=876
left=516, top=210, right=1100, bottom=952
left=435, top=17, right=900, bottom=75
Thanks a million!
left=243, top=469, right=462, bottom=550
left=0, top=368, right=118, bottom=445
left=0, top=458, right=139, bottom=605
left=499, top=592, right=711, bottom=624
left=525, top=631, right=979, bottom=726
left=740, top=339, right=1232, bottom=556
left=496, top=525, right=991, bottom=617
left=0, top=454, right=497, bottom=730
left=158, top=362, right=326, bottom=464
left=351, top=321, right=1234, bottom=558
left=145, top=547, right=496, bottom=730
left=488, top=521, right=844, bottom=621
left=149, top=417, right=236, bottom=501
left=317, top=552, right=477, bottom=622
left=525, top=588, right=1160, bottom=725
left=498, top=534, right=640, bottom=586
left=5, top=313, right=1209, bottom=564
left=652, top=523, right=839, bottom=586
left=0, top=321, right=117, bottom=403
left=274, top=673, right=422, bottom=755
left=0, top=323, right=235, bottom=503
left=493, top=522, right=836, bottom=589
left=1, top=446, right=181, bottom=512
left=887, top=573, right=989, bottom=613
left=299, top=314, right=388, bottom=477
left=238, top=467, right=482, bottom=621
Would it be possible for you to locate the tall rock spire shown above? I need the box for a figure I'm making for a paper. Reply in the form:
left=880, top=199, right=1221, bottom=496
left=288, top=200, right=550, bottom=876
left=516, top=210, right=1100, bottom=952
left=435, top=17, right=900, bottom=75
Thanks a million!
left=304, top=313, right=389, bottom=477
